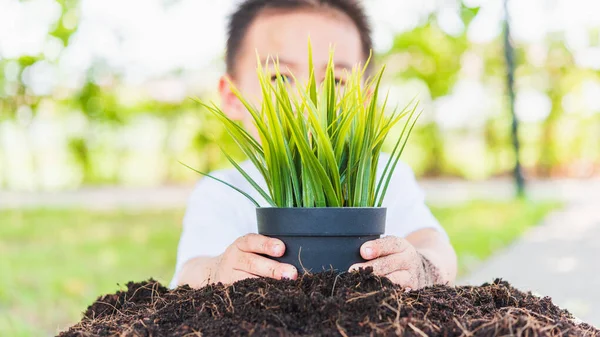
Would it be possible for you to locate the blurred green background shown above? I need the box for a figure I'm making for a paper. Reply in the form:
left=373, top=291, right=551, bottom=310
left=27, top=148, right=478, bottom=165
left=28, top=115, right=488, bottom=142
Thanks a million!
left=1, top=0, right=599, bottom=190
left=1, top=0, right=598, bottom=335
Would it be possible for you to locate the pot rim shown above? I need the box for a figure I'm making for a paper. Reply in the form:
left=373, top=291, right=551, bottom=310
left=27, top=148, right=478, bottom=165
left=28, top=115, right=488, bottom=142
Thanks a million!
left=256, top=207, right=386, bottom=236
left=256, top=207, right=387, bottom=210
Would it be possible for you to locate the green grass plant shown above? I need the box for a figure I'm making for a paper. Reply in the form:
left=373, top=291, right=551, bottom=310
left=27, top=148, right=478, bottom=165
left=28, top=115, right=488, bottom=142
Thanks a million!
left=189, top=43, right=420, bottom=208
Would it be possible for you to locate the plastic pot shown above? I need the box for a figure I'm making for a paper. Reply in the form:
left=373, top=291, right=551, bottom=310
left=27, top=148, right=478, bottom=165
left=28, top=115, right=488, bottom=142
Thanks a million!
left=256, top=207, right=386, bottom=273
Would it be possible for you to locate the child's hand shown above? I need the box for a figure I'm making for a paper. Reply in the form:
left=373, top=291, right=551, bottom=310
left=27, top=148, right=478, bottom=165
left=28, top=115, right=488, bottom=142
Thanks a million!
left=213, top=234, right=298, bottom=284
left=349, top=236, right=440, bottom=290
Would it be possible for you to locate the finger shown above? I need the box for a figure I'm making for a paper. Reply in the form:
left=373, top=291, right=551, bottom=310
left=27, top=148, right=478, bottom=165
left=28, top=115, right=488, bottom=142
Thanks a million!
left=360, top=236, right=409, bottom=260
left=350, top=249, right=419, bottom=274
left=235, top=252, right=298, bottom=280
left=385, top=270, right=418, bottom=290
left=349, top=253, right=406, bottom=275
left=235, top=234, right=285, bottom=257
left=228, top=270, right=258, bottom=284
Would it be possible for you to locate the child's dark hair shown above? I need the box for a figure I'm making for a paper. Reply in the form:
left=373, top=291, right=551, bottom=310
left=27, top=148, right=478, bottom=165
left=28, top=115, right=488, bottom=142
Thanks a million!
left=226, top=0, right=373, bottom=76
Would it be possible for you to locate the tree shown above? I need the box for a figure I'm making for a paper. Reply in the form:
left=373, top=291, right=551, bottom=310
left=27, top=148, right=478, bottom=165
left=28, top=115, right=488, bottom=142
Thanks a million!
left=385, top=4, right=477, bottom=176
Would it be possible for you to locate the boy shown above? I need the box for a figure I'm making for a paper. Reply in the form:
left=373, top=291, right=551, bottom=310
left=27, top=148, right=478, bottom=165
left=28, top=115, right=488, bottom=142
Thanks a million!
left=171, top=0, right=457, bottom=290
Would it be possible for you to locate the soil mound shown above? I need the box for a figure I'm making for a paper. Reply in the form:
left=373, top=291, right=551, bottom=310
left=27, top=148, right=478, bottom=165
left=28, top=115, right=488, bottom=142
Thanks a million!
left=59, top=268, right=599, bottom=336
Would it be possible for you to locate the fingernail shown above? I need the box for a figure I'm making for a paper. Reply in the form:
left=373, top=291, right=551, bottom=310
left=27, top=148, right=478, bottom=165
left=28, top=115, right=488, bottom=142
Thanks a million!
left=282, top=269, right=296, bottom=280
left=349, top=265, right=358, bottom=272
left=273, top=244, right=283, bottom=255
left=364, top=247, right=374, bottom=258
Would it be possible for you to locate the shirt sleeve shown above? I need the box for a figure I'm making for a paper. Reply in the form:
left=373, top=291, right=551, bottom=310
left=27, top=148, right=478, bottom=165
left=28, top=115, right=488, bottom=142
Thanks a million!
left=169, top=173, right=248, bottom=288
left=380, top=160, right=449, bottom=241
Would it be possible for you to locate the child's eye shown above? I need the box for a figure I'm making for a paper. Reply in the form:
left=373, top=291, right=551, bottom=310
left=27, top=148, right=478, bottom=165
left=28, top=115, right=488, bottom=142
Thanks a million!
left=334, top=77, right=346, bottom=86
left=271, top=74, right=293, bottom=83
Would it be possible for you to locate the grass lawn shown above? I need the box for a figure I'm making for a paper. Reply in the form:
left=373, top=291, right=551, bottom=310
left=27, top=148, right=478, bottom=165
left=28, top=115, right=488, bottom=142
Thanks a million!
left=0, top=199, right=559, bottom=336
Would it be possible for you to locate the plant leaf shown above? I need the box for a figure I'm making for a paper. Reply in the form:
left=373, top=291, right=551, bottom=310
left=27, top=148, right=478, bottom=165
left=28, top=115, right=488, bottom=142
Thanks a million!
left=179, top=161, right=262, bottom=207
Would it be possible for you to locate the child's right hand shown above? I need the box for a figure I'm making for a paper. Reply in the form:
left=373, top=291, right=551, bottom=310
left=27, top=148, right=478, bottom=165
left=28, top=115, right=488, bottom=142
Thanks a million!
left=213, top=234, right=298, bottom=284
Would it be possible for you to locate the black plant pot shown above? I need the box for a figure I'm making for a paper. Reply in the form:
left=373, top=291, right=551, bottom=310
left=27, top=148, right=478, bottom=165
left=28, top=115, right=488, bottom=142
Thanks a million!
left=256, top=207, right=386, bottom=273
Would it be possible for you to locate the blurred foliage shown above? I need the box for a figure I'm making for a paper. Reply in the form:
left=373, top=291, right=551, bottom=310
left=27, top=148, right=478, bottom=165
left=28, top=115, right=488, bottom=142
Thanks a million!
left=389, top=20, right=469, bottom=98
left=381, top=3, right=600, bottom=180
left=50, top=0, right=80, bottom=46
left=77, top=80, right=122, bottom=123
left=1, top=0, right=600, bottom=189
left=385, top=5, right=473, bottom=176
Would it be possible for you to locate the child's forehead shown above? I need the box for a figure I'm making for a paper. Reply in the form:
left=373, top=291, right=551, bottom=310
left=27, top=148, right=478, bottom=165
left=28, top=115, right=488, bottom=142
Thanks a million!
left=259, top=55, right=353, bottom=69
left=238, top=9, right=364, bottom=71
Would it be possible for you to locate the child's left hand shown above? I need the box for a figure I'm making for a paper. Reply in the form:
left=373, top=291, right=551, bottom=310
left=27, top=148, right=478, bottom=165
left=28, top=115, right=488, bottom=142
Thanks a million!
left=349, top=236, right=438, bottom=290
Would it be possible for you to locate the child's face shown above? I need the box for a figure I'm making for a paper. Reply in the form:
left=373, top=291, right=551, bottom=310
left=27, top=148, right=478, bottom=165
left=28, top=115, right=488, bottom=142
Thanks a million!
left=219, top=9, right=364, bottom=128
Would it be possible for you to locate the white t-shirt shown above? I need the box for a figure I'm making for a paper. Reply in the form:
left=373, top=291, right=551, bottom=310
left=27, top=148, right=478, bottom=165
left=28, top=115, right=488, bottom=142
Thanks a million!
left=170, top=154, right=448, bottom=288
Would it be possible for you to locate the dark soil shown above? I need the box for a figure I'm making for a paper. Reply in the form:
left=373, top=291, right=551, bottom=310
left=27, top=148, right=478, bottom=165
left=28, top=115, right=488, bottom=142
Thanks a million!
left=60, top=268, right=598, bottom=337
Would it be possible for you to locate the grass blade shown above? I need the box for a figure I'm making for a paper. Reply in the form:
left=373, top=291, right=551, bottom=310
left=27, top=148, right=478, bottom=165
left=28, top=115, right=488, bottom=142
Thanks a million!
left=179, top=161, right=262, bottom=207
